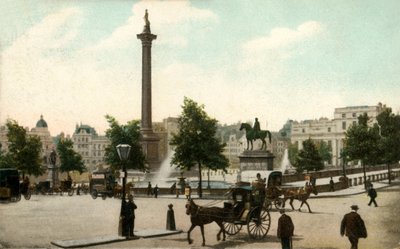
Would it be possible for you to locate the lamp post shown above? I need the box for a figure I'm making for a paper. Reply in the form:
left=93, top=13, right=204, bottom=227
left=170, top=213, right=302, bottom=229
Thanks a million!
left=116, top=144, right=131, bottom=237
left=116, top=144, right=131, bottom=201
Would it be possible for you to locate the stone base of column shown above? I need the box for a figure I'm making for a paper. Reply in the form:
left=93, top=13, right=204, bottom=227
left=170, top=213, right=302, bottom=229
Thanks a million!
left=141, top=133, right=161, bottom=172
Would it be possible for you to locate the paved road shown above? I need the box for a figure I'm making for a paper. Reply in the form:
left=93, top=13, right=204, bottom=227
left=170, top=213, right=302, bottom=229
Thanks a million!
left=1, top=183, right=400, bottom=249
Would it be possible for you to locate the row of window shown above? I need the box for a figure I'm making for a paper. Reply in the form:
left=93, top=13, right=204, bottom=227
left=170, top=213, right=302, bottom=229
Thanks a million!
left=74, top=137, right=90, bottom=143
left=341, top=113, right=358, bottom=118
left=300, top=120, right=358, bottom=133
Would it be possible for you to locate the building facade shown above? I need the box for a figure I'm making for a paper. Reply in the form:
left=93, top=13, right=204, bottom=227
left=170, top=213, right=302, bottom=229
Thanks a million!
left=291, top=104, right=384, bottom=167
left=72, top=124, right=110, bottom=172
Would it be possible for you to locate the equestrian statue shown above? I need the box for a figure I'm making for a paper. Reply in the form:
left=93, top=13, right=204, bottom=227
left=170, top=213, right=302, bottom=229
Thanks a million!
left=240, top=118, right=272, bottom=150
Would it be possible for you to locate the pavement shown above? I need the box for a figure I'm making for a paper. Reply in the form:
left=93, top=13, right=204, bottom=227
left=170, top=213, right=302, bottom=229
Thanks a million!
left=50, top=168, right=400, bottom=248
left=51, top=229, right=183, bottom=248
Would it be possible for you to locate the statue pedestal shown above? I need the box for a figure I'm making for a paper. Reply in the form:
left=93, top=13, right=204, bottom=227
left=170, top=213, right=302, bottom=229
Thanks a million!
left=239, top=150, right=275, bottom=172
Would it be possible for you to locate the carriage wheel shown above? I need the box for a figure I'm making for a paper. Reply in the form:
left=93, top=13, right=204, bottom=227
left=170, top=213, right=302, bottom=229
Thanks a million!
left=91, top=190, right=98, bottom=199
left=223, top=222, right=242, bottom=235
left=68, top=189, right=74, bottom=196
left=274, top=198, right=284, bottom=209
left=24, top=190, right=31, bottom=200
left=247, top=206, right=271, bottom=240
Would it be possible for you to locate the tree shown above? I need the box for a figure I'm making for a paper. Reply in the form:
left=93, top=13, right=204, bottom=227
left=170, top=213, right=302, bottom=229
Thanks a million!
left=5, top=119, right=44, bottom=177
left=294, top=139, right=324, bottom=173
left=316, top=140, right=332, bottom=165
left=344, top=113, right=380, bottom=188
left=57, top=138, right=86, bottom=176
left=170, top=97, right=229, bottom=198
left=0, top=144, right=14, bottom=169
left=104, top=115, right=146, bottom=174
left=375, top=107, right=400, bottom=184
left=288, top=141, right=299, bottom=167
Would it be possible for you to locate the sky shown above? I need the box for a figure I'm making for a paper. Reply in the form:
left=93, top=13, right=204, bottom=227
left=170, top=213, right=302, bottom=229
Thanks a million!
left=1, top=0, right=399, bottom=136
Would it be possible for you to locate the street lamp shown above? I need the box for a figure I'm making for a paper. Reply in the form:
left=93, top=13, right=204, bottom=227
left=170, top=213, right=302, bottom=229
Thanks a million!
left=116, top=144, right=131, bottom=201
left=116, top=144, right=131, bottom=237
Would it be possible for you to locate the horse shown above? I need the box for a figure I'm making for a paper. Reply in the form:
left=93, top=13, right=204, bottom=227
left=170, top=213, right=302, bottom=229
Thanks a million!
left=185, top=198, right=226, bottom=246
left=282, top=183, right=318, bottom=213
left=239, top=123, right=272, bottom=150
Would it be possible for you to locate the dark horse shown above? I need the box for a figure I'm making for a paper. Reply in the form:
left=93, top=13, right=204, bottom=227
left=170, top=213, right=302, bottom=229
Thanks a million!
left=282, top=183, right=318, bottom=213
left=239, top=123, right=272, bottom=150
left=185, top=198, right=226, bottom=246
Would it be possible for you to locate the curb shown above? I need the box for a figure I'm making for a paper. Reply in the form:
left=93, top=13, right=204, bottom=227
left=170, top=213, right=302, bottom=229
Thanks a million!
left=51, top=229, right=183, bottom=248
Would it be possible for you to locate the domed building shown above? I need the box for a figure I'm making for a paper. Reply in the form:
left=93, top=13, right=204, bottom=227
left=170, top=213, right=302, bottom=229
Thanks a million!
left=29, top=115, right=55, bottom=155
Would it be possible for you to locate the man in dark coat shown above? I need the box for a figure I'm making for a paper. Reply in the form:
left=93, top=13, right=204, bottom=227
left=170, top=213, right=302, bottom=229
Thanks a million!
left=340, top=205, right=367, bottom=249
left=277, top=209, right=294, bottom=249
left=147, top=182, right=152, bottom=196
left=367, top=184, right=378, bottom=207
left=121, top=194, right=137, bottom=238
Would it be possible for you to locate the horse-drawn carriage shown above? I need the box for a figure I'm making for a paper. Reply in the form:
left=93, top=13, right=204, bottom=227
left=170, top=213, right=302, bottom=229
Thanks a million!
left=57, top=180, right=74, bottom=196
left=0, top=168, right=31, bottom=201
left=222, top=183, right=272, bottom=239
left=34, top=179, right=74, bottom=196
left=264, top=171, right=285, bottom=210
left=185, top=181, right=272, bottom=246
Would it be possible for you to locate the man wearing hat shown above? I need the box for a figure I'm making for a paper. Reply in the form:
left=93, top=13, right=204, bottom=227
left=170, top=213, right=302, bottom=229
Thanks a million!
left=340, top=205, right=367, bottom=249
left=277, top=209, right=294, bottom=249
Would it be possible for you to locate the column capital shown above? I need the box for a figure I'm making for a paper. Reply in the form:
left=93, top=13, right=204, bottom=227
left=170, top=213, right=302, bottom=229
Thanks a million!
left=137, top=33, right=157, bottom=42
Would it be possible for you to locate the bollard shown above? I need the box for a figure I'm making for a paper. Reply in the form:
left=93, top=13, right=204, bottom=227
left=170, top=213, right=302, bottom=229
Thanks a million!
left=166, top=204, right=176, bottom=231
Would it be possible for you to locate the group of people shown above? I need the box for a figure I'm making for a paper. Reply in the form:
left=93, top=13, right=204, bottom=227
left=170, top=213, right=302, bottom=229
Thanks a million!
left=276, top=184, right=378, bottom=249
left=147, top=182, right=159, bottom=198
left=277, top=204, right=369, bottom=249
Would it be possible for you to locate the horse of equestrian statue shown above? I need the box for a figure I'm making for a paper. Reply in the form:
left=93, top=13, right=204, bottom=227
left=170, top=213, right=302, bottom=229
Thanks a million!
left=239, top=123, right=272, bottom=150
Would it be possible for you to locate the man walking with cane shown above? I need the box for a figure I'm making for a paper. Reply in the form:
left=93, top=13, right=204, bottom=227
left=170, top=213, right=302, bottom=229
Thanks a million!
left=277, top=209, right=294, bottom=249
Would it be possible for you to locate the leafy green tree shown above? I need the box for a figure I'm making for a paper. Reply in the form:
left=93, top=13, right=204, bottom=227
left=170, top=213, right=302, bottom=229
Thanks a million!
left=0, top=144, right=13, bottom=168
left=316, top=140, right=332, bottom=165
left=375, top=107, right=400, bottom=184
left=288, top=141, right=299, bottom=167
left=344, top=113, right=380, bottom=187
left=57, top=138, right=86, bottom=176
left=104, top=115, right=146, bottom=174
left=294, top=139, right=324, bottom=173
left=6, top=119, right=44, bottom=177
left=170, top=97, right=229, bottom=198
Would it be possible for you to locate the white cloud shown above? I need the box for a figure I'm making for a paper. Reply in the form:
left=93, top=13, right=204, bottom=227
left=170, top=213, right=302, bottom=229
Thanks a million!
left=240, top=21, right=324, bottom=70
left=87, top=0, right=217, bottom=52
left=0, top=7, right=142, bottom=135
left=243, top=21, right=323, bottom=52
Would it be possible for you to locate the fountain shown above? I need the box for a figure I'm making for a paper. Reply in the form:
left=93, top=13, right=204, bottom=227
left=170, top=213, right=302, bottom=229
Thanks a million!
left=148, top=152, right=179, bottom=188
left=280, top=149, right=293, bottom=174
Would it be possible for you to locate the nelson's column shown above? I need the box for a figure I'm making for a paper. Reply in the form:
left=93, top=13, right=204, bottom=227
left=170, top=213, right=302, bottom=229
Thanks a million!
left=137, top=10, right=160, bottom=171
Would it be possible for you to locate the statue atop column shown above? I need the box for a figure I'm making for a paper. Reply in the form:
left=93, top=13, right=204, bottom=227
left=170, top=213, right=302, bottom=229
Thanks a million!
left=143, top=9, right=151, bottom=33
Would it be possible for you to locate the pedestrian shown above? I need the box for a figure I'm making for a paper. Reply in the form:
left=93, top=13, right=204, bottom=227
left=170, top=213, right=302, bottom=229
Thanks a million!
left=147, top=181, right=152, bottom=196
left=329, top=177, right=335, bottom=192
left=185, top=184, right=191, bottom=199
left=76, top=184, right=81, bottom=195
left=170, top=182, right=176, bottom=194
left=121, top=194, right=137, bottom=238
left=166, top=203, right=176, bottom=230
left=154, top=184, right=159, bottom=198
left=277, top=209, right=294, bottom=249
left=367, top=184, right=378, bottom=207
left=340, top=205, right=367, bottom=249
